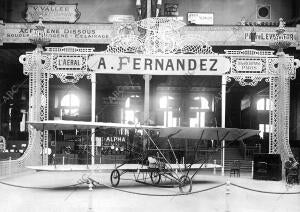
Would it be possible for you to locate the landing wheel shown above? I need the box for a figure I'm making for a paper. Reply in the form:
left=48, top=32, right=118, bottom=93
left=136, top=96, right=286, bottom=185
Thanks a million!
left=110, top=169, right=120, bottom=187
left=179, top=175, right=192, bottom=193
left=150, top=171, right=161, bottom=184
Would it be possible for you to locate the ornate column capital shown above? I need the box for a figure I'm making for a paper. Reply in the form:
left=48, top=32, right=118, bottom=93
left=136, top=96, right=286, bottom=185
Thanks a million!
left=143, top=74, right=152, bottom=80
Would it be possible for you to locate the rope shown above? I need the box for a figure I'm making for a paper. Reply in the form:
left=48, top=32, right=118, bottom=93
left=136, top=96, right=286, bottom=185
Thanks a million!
left=231, top=182, right=300, bottom=194
left=92, top=179, right=226, bottom=197
left=3, top=176, right=300, bottom=196
left=135, top=179, right=180, bottom=188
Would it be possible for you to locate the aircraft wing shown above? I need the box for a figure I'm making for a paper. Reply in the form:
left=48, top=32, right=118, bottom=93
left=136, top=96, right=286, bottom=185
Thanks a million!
left=28, top=120, right=163, bottom=131
left=159, top=127, right=260, bottom=141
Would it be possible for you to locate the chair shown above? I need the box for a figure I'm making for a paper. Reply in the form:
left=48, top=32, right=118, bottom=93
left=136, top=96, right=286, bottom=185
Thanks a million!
left=230, top=160, right=240, bottom=177
left=286, top=167, right=299, bottom=184
left=148, top=156, right=165, bottom=169
left=285, top=159, right=299, bottom=184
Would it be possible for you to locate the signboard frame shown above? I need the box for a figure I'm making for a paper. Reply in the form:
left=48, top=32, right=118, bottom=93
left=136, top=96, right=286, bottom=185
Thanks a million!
left=3, top=23, right=111, bottom=44
left=87, top=52, right=231, bottom=76
left=187, top=12, right=214, bottom=25
left=24, top=3, right=81, bottom=23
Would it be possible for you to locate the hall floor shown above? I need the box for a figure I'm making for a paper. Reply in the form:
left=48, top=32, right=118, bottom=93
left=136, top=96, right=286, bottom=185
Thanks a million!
left=0, top=170, right=299, bottom=212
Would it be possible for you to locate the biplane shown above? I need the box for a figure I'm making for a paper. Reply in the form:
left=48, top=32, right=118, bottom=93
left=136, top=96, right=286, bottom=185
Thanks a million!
left=28, top=120, right=259, bottom=193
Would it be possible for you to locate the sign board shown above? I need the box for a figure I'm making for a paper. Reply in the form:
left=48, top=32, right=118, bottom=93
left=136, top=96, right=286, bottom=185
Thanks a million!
left=236, top=59, right=263, bottom=73
left=56, top=55, right=84, bottom=69
left=25, top=3, right=80, bottom=23
left=96, top=135, right=128, bottom=154
left=87, top=53, right=230, bottom=75
left=244, top=31, right=296, bottom=42
left=3, top=23, right=298, bottom=47
left=164, top=3, right=179, bottom=16
left=3, top=23, right=111, bottom=44
left=187, top=13, right=214, bottom=25
left=107, top=15, right=135, bottom=23
left=96, top=136, right=127, bottom=147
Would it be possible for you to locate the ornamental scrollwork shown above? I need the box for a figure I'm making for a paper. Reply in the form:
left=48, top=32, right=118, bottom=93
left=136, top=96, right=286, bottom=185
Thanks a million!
left=106, top=34, right=145, bottom=54
left=50, top=73, right=86, bottom=84
left=19, top=53, right=51, bottom=75
left=230, top=75, right=265, bottom=86
left=176, top=34, right=214, bottom=55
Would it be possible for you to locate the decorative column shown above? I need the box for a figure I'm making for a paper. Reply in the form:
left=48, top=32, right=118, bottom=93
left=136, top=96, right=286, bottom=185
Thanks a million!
left=221, top=75, right=227, bottom=176
left=91, top=73, right=96, bottom=165
left=269, top=18, right=295, bottom=178
left=28, top=17, right=50, bottom=165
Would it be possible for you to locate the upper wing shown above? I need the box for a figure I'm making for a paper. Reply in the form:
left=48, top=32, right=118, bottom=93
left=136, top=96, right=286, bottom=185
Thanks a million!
left=28, top=120, right=163, bottom=131
left=159, top=127, right=259, bottom=141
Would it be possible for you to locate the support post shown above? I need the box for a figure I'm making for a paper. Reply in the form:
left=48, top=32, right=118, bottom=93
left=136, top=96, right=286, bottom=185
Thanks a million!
left=34, top=48, right=44, bottom=165
left=277, top=52, right=293, bottom=179
left=0, top=103, right=2, bottom=136
left=8, top=156, right=11, bottom=176
left=146, top=0, right=151, bottom=17
left=225, top=180, right=230, bottom=212
left=251, top=160, right=254, bottom=178
left=28, top=17, right=50, bottom=167
left=143, top=75, right=152, bottom=150
left=91, top=74, right=96, bottom=165
left=87, top=180, right=94, bottom=212
left=268, top=18, right=296, bottom=181
left=143, top=0, right=152, bottom=124
left=54, top=129, right=57, bottom=168
left=214, top=159, right=216, bottom=175
left=143, top=75, right=151, bottom=124
left=221, top=76, right=227, bottom=176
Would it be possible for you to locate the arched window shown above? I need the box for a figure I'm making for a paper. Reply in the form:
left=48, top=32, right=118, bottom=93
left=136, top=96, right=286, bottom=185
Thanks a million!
left=122, top=95, right=140, bottom=124
left=257, top=98, right=270, bottom=111
left=61, top=93, right=80, bottom=116
left=159, top=95, right=179, bottom=127
left=259, top=124, right=270, bottom=138
left=256, top=97, right=271, bottom=138
left=190, top=96, right=210, bottom=128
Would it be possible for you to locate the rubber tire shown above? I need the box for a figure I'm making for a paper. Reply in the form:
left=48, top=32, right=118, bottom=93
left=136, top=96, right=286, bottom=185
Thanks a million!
left=110, top=169, right=120, bottom=187
left=179, top=175, right=192, bottom=193
left=150, top=171, right=161, bottom=184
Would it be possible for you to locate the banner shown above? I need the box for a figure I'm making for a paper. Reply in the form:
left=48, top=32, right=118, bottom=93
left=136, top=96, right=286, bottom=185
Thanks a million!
left=4, top=23, right=112, bottom=44
left=2, top=23, right=299, bottom=46
left=88, top=53, right=230, bottom=75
